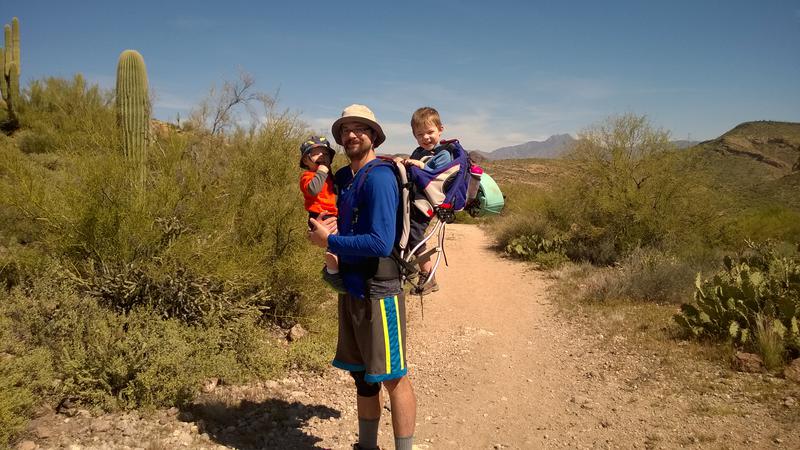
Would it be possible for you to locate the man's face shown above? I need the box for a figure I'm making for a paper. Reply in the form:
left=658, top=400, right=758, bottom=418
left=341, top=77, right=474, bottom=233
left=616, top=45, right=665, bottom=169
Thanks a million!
left=413, top=122, right=444, bottom=151
left=340, top=121, right=374, bottom=160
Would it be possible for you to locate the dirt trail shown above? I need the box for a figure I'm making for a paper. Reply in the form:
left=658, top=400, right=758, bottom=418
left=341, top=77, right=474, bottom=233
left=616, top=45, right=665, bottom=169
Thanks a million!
left=21, top=224, right=799, bottom=449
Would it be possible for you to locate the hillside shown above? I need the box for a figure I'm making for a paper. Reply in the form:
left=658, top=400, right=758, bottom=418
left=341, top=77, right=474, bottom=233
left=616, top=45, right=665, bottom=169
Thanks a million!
left=695, top=120, right=800, bottom=173
left=688, top=121, right=800, bottom=207
left=478, top=121, right=800, bottom=212
left=481, top=157, right=572, bottom=192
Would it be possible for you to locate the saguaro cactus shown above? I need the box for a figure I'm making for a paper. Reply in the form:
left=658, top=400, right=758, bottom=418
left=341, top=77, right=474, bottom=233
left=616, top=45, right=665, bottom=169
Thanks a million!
left=11, top=17, right=19, bottom=76
left=1, top=17, right=21, bottom=124
left=115, top=49, right=150, bottom=181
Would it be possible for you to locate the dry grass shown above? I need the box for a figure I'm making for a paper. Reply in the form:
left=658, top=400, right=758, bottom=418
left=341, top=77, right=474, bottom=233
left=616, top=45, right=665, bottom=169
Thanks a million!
left=548, top=262, right=800, bottom=423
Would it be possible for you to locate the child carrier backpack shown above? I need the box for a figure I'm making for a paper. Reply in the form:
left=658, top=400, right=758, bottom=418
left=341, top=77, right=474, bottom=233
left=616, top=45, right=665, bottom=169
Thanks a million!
left=355, top=139, right=503, bottom=305
left=465, top=166, right=505, bottom=217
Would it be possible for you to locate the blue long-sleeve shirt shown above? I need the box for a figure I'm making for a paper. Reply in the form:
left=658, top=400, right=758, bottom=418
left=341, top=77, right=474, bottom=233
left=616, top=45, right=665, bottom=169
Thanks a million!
left=328, top=159, right=399, bottom=298
left=410, top=144, right=453, bottom=172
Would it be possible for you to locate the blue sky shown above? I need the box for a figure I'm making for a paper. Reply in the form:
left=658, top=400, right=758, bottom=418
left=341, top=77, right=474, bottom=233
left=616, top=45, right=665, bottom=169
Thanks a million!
left=6, top=0, right=800, bottom=152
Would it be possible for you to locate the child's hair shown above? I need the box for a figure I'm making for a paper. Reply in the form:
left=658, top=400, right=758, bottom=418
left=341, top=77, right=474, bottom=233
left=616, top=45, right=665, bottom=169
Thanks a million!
left=411, top=107, right=442, bottom=130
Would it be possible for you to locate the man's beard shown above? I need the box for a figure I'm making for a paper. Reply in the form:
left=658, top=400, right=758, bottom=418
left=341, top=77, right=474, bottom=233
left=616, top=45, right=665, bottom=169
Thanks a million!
left=344, top=139, right=371, bottom=160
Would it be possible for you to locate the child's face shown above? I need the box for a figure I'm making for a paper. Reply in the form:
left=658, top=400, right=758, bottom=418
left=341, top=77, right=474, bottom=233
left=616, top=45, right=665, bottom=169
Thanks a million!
left=305, top=147, right=330, bottom=167
left=413, top=122, right=444, bottom=151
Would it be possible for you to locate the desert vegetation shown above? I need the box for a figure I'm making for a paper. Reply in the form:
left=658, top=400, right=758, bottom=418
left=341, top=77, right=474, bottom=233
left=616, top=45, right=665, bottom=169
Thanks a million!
left=0, top=44, right=335, bottom=444
left=492, top=114, right=800, bottom=376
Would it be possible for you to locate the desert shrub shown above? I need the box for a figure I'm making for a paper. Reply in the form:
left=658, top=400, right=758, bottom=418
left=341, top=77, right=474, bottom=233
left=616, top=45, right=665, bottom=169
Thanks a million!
left=730, top=206, right=800, bottom=245
left=674, top=241, right=800, bottom=365
left=492, top=114, right=779, bottom=270
left=577, top=248, right=696, bottom=303
left=755, top=314, right=786, bottom=371
left=504, top=234, right=568, bottom=268
left=555, top=114, right=717, bottom=261
left=0, top=75, right=336, bottom=444
left=16, top=128, right=58, bottom=154
left=1, top=96, right=321, bottom=327
left=0, top=269, right=296, bottom=417
left=494, top=213, right=553, bottom=249
left=0, top=311, right=54, bottom=448
left=611, top=248, right=696, bottom=303
left=20, top=74, right=117, bottom=154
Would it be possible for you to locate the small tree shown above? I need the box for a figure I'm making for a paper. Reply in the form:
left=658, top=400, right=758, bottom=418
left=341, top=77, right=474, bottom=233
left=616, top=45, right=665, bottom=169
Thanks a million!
left=187, top=71, right=274, bottom=136
left=564, top=113, right=702, bottom=259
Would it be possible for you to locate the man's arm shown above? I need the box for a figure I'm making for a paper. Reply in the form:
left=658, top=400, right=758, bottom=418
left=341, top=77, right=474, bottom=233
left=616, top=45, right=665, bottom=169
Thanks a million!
left=327, top=167, right=397, bottom=257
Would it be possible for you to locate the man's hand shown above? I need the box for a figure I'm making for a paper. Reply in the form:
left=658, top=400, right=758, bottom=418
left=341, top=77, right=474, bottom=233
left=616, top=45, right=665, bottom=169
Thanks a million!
left=319, top=215, right=337, bottom=233
left=308, top=216, right=337, bottom=248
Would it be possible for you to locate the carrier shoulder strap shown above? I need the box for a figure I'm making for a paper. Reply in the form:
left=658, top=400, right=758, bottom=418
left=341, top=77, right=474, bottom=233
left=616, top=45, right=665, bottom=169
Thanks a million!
left=351, top=158, right=412, bottom=277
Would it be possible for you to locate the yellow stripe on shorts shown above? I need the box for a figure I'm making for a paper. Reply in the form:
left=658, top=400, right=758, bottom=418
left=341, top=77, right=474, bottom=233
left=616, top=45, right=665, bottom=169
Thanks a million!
left=380, top=298, right=391, bottom=373
left=393, top=295, right=404, bottom=369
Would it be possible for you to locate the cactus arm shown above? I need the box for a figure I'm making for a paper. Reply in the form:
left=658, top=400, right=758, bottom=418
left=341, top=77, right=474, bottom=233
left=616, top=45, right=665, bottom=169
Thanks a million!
left=3, top=25, right=9, bottom=77
left=11, top=17, right=18, bottom=76
left=0, top=46, right=5, bottom=101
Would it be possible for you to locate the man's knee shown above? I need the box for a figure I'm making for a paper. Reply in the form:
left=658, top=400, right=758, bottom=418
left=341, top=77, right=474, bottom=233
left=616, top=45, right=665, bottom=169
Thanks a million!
left=382, top=375, right=408, bottom=393
left=350, top=371, right=381, bottom=397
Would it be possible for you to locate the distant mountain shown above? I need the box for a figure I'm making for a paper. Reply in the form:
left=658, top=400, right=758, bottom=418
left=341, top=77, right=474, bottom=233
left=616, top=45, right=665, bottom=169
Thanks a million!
left=488, top=134, right=576, bottom=160
left=672, top=140, right=699, bottom=149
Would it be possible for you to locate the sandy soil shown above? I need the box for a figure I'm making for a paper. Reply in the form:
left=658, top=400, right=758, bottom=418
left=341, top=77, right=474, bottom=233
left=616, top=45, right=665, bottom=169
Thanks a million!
left=18, top=224, right=799, bottom=450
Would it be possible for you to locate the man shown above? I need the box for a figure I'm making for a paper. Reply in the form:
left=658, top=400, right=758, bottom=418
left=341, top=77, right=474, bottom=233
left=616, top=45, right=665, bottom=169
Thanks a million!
left=308, top=104, right=417, bottom=450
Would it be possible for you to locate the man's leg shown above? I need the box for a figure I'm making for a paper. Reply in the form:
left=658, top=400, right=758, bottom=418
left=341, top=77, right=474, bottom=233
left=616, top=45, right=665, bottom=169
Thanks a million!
left=383, top=376, right=416, bottom=447
left=356, top=393, right=381, bottom=449
left=353, top=371, right=382, bottom=449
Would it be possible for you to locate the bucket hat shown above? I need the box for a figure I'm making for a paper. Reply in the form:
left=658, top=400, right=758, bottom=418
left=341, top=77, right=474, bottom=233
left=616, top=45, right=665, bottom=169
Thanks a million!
left=299, top=135, right=335, bottom=169
left=331, top=104, right=386, bottom=148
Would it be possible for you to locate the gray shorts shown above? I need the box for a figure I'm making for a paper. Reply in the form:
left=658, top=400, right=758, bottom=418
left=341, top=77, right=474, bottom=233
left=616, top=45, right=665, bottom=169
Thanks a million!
left=332, top=289, right=408, bottom=383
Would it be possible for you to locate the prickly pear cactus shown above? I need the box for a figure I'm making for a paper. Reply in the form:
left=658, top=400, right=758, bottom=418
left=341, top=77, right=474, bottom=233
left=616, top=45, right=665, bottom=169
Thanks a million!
left=675, top=244, right=800, bottom=358
left=115, top=49, right=150, bottom=180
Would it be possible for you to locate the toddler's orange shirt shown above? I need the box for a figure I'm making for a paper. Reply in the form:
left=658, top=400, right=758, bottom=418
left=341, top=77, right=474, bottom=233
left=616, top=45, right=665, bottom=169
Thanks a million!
left=299, top=170, right=338, bottom=215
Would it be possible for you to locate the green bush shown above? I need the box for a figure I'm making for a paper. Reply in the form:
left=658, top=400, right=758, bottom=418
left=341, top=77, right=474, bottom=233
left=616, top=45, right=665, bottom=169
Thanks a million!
left=0, top=75, right=337, bottom=444
left=674, top=241, right=800, bottom=365
left=0, top=265, right=305, bottom=442
left=21, top=75, right=117, bottom=154
left=504, top=233, right=569, bottom=269
left=0, top=313, right=54, bottom=448
left=578, top=248, right=697, bottom=304
left=731, top=206, right=800, bottom=245
left=2, top=94, right=322, bottom=327
left=16, top=128, right=58, bottom=154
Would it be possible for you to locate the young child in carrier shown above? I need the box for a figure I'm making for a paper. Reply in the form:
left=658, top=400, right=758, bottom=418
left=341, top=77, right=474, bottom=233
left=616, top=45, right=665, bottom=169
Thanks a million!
left=399, top=107, right=453, bottom=295
left=298, top=135, right=345, bottom=293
